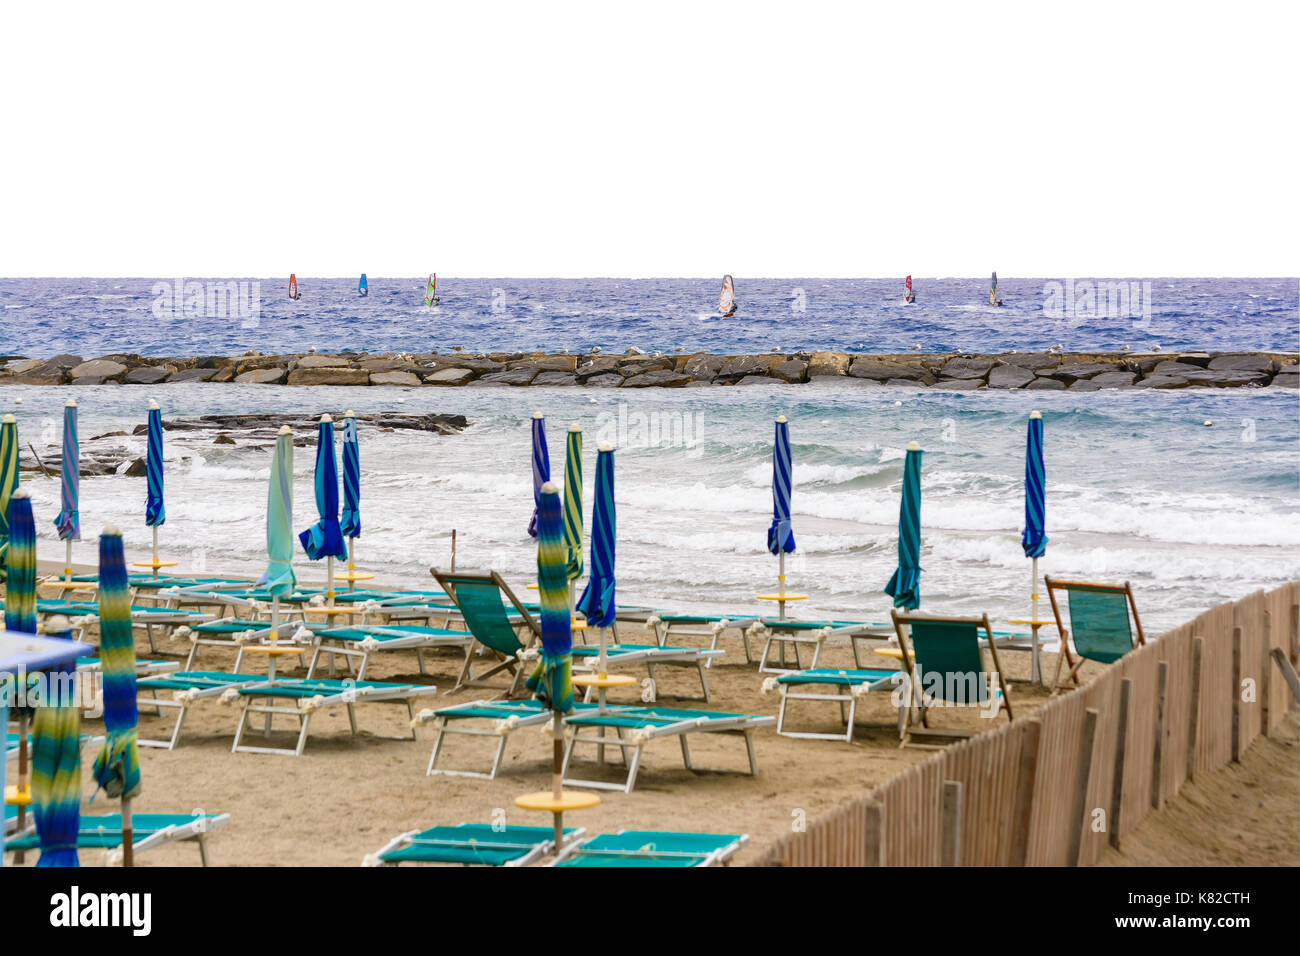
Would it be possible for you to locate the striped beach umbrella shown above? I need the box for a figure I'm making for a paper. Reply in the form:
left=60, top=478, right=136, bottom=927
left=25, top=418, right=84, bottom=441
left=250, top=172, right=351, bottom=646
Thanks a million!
left=562, top=424, right=583, bottom=582
left=54, top=400, right=80, bottom=579
left=526, top=483, right=574, bottom=713
left=4, top=488, right=37, bottom=633
left=298, top=415, right=348, bottom=601
left=526, top=412, right=550, bottom=538
left=340, top=410, right=361, bottom=562
left=0, top=413, right=18, bottom=572
left=31, top=661, right=82, bottom=867
left=144, top=401, right=165, bottom=572
left=576, top=444, right=616, bottom=629
left=884, top=442, right=923, bottom=610
left=260, top=426, right=298, bottom=599
left=766, top=414, right=797, bottom=553
left=1022, top=410, right=1048, bottom=682
left=91, top=527, right=142, bottom=865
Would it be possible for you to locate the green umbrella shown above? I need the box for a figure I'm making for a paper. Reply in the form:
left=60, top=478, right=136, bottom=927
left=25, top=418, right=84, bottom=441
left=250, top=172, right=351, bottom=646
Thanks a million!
left=0, top=413, right=19, bottom=575
left=562, top=425, right=584, bottom=591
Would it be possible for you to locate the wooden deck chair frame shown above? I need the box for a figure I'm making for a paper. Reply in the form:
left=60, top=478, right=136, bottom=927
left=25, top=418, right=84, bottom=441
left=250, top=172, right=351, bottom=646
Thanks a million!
left=891, top=609, right=1014, bottom=748
left=429, top=567, right=539, bottom=694
left=1045, top=576, right=1144, bottom=694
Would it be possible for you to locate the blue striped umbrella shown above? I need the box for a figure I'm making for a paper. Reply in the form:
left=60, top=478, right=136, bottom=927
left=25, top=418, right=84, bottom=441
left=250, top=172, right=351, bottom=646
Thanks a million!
left=260, top=426, right=298, bottom=599
left=525, top=483, right=573, bottom=713
left=576, top=445, right=616, bottom=628
left=145, top=403, right=165, bottom=528
left=1022, top=410, right=1048, bottom=682
left=91, top=527, right=142, bottom=864
left=54, top=401, right=80, bottom=577
left=298, top=415, right=348, bottom=565
left=766, top=416, right=797, bottom=556
left=526, top=413, right=550, bottom=538
left=0, top=413, right=18, bottom=572
left=884, top=442, right=923, bottom=610
left=340, top=411, right=361, bottom=559
left=562, top=425, right=583, bottom=582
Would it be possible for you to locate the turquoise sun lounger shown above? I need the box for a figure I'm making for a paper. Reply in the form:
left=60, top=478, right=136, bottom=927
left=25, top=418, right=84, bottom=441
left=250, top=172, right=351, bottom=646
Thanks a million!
left=305, top=624, right=475, bottom=681
left=415, top=699, right=601, bottom=779
left=648, top=612, right=761, bottom=665
left=366, top=823, right=585, bottom=867
left=570, top=643, right=723, bottom=702
left=552, top=830, right=748, bottom=867
left=136, top=671, right=268, bottom=749
left=769, top=667, right=903, bottom=742
left=4, top=812, right=229, bottom=866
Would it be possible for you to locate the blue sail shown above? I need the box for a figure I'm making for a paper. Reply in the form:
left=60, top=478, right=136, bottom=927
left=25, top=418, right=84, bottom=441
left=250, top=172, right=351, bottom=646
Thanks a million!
left=359, top=274, right=368, bottom=296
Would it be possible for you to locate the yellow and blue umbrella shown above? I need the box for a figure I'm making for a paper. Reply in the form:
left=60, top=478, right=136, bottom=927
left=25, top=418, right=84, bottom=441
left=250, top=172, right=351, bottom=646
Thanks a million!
left=4, top=488, right=36, bottom=633
left=525, top=483, right=573, bottom=713
left=526, top=412, right=550, bottom=538
left=0, top=413, right=18, bottom=572
left=884, top=442, right=923, bottom=610
left=340, top=411, right=362, bottom=556
left=54, top=401, right=80, bottom=577
left=575, top=445, right=616, bottom=628
left=766, top=415, right=797, bottom=555
left=260, top=426, right=298, bottom=598
left=91, top=528, right=142, bottom=802
left=562, top=424, right=583, bottom=582
left=298, top=415, right=348, bottom=563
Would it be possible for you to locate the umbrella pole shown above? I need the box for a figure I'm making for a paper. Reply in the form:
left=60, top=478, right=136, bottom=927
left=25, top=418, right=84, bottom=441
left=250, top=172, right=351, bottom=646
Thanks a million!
left=64, top=538, right=73, bottom=584
left=327, top=555, right=335, bottom=607
left=151, top=526, right=159, bottom=578
left=1031, top=556, right=1041, bottom=683
left=450, top=529, right=456, bottom=572
left=13, top=713, right=29, bottom=864
left=778, top=551, right=787, bottom=620
left=121, top=794, right=134, bottom=867
left=551, top=709, right=564, bottom=846
left=347, top=538, right=356, bottom=592
left=266, top=595, right=280, bottom=735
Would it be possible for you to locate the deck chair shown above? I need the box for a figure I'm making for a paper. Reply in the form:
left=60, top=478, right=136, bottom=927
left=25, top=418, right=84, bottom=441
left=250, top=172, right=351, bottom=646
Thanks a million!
left=415, top=699, right=600, bottom=780
left=649, top=612, right=760, bottom=666
left=366, top=823, right=585, bottom=867
left=429, top=568, right=540, bottom=694
left=552, top=830, right=748, bottom=867
left=4, top=812, right=229, bottom=866
left=768, top=667, right=904, bottom=742
left=228, top=676, right=437, bottom=757
left=136, top=671, right=268, bottom=749
left=305, top=624, right=476, bottom=681
left=1045, top=577, right=1144, bottom=694
left=561, top=705, right=775, bottom=793
left=892, top=609, right=1014, bottom=748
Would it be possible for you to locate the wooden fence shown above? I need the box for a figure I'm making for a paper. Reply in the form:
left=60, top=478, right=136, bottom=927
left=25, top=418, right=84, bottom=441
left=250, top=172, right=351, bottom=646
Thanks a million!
left=751, top=582, right=1300, bottom=866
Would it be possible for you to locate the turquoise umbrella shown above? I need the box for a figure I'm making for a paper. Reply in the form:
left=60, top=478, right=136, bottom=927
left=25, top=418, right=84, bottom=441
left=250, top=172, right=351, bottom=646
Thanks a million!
left=258, top=426, right=297, bottom=660
left=54, top=400, right=80, bottom=582
left=91, top=527, right=142, bottom=866
left=340, top=410, right=361, bottom=569
left=884, top=442, right=923, bottom=610
left=0, top=413, right=18, bottom=573
left=298, top=414, right=348, bottom=601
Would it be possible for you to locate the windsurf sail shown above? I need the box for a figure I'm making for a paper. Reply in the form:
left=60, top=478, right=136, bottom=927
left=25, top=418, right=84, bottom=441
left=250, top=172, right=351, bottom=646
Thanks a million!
left=989, top=271, right=1003, bottom=306
left=718, top=275, right=736, bottom=315
left=904, top=275, right=915, bottom=302
left=289, top=274, right=299, bottom=299
left=423, top=273, right=438, bottom=307
left=359, top=274, right=368, bottom=296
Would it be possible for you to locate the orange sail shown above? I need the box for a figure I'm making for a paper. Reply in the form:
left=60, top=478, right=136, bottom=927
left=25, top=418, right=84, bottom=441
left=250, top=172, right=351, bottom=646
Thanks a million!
left=289, top=274, right=300, bottom=300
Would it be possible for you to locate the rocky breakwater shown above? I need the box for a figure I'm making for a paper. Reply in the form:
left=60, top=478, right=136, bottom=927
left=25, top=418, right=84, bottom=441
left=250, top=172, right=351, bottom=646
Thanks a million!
left=1, top=349, right=1297, bottom=390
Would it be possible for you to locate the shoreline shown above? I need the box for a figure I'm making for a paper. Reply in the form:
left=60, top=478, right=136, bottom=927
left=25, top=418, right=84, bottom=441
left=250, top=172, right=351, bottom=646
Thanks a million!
left=3, top=349, right=1298, bottom=391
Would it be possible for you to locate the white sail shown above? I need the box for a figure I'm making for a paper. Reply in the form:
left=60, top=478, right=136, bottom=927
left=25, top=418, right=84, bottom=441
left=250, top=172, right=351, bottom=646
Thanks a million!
left=718, top=275, right=736, bottom=315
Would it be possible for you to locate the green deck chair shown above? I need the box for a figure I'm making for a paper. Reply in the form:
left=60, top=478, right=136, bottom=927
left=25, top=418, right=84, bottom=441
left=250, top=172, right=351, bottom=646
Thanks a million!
left=891, top=610, right=1014, bottom=747
left=429, top=568, right=540, bottom=694
left=1045, top=577, right=1144, bottom=694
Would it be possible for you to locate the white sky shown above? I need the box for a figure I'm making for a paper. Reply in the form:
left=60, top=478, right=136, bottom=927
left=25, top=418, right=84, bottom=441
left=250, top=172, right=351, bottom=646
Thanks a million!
left=2, top=1, right=1296, bottom=277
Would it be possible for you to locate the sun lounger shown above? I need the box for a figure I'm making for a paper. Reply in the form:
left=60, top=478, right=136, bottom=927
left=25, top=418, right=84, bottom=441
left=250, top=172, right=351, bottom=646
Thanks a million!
left=1045, top=577, right=1145, bottom=694
left=570, top=643, right=723, bottom=702
left=174, top=618, right=302, bottom=670
left=749, top=618, right=894, bottom=673
left=648, top=612, right=761, bottom=666
left=227, top=676, right=437, bottom=756
left=136, top=671, right=268, bottom=749
left=304, top=624, right=476, bottom=681
left=892, top=609, right=1014, bottom=747
left=365, top=823, right=585, bottom=867
left=561, top=705, right=776, bottom=793
left=551, top=830, right=748, bottom=867
left=4, top=811, right=229, bottom=866
left=767, top=667, right=904, bottom=742
left=414, top=699, right=600, bottom=780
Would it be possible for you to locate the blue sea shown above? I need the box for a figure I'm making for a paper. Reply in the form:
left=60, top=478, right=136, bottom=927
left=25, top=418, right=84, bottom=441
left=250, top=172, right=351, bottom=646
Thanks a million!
left=2, top=277, right=1297, bottom=636
left=0, top=276, right=1296, bottom=357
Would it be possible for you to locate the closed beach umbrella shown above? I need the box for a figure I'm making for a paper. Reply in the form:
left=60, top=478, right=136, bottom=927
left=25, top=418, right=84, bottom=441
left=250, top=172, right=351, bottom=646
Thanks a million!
left=54, top=400, right=80, bottom=581
left=884, top=442, right=923, bottom=610
left=340, top=410, right=361, bottom=568
left=562, top=424, right=583, bottom=584
left=298, top=414, right=348, bottom=600
left=1022, top=410, right=1049, bottom=681
left=0, top=413, right=18, bottom=572
left=526, top=483, right=574, bottom=713
left=527, top=412, right=550, bottom=538
left=576, top=444, right=616, bottom=629
left=145, top=401, right=165, bottom=573
left=91, top=527, right=142, bottom=865
left=766, top=416, right=797, bottom=602
left=261, top=426, right=298, bottom=601
left=31, top=657, right=82, bottom=867
left=4, top=488, right=37, bottom=633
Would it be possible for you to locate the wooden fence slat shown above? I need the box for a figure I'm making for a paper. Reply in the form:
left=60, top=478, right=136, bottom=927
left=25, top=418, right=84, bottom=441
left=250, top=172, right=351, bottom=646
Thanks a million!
left=1068, top=707, right=1100, bottom=867
left=1109, top=678, right=1131, bottom=849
